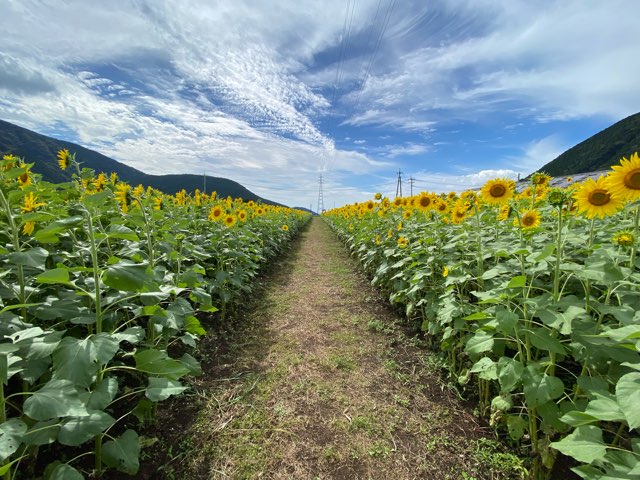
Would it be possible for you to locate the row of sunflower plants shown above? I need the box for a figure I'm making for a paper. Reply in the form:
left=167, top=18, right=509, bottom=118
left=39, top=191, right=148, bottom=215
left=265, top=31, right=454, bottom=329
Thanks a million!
left=0, top=151, right=310, bottom=479
left=323, top=153, right=640, bottom=479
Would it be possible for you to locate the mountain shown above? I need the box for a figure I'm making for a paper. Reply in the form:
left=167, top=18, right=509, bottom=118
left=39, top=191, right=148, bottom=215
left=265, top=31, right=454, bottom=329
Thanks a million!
left=0, top=119, right=282, bottom=205
left=538, top=112, right=640, bottom=176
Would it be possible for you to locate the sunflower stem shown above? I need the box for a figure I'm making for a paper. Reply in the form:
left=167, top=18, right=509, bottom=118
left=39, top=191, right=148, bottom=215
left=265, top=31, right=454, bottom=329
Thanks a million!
left=629, top=206, right=639, bottom=269
left=553, top=205, right=564, bottom=302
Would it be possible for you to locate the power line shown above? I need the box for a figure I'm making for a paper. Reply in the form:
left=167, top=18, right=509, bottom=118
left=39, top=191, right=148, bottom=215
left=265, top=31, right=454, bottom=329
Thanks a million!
left=408, top=176, right=415, bottom=196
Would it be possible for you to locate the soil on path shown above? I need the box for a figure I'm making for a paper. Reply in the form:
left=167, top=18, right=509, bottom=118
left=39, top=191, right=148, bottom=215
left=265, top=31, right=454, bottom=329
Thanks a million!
left=155, top=218, right=524, bottom=479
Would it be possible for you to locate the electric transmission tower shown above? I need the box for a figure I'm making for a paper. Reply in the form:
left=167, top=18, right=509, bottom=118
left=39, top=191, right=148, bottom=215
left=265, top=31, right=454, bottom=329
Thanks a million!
left=317, top=174, right=325, bottom=213
left=395, top=169, right=403, bottom=198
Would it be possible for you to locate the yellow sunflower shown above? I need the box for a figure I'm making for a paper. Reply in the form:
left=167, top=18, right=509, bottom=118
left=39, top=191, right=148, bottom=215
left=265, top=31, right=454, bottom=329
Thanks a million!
left=375, top=234, right=381, bottom=245
left=17, top=164, right=32, bottom=188
left=281, top=224, right=289, bottom=231
left=442, top=266, right=449, bottom=277
left=208, top=205, right=224, bottom=221
left=497, top=204, right=511, bottom=221
left=365, top=200, right=375, bottom=212
left=573, top=176, right=623, bottom=219
left=403, top=210, right=412, bottom=220
left=516, top=209, right=541, bottom=229
left=397, top=236, right=409, bottom=249
left=605, top=152, right=640, bottom=202
left=153, top=197, right=163, bottom=211
left=418, top=193, right=432, bottom=211
left=480, top=178, right=514, bottom=205
left=22, top=221, right=36, bottom=236
left=57, top=149, right=70, bottom=170
left=93, top=173, right=108, bottom=191
left=21, top=192, right=46, bottom=213
left=612, top=230, right=636, bottom=247
left=114, top=183, right=131, bottom=213
left=238, top=210, right=248, bottom=222
left=374, top=192, right=382, bottom=200
left=224, top=215, right=237, bottom=227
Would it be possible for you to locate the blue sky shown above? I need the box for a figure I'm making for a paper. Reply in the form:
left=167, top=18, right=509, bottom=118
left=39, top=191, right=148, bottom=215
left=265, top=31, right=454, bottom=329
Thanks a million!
left=1, top=0, right=639, bottom=209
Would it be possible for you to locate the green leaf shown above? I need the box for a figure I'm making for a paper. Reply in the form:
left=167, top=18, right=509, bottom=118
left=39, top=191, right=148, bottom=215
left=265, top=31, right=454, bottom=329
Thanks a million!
left=496, top=309, right=518, bottom=334
left=615, top=372, right=640, bottom=430
left=184, top=316, right=206, bottom=336
left=550, top=425, right=607, bottom=463
left=8, top=247, right=48, bottom=269
left=112, top=326, right=145, bottom=345
left=527, top=327, right=566, bottom=354
left=134, top=349, right=190, bottom=380
left=523, top=370, right=564, bottom=408
left=145, top=378, right=187, bottom=402
left=83, top=190, right=112, bottom=209
left=506, top=275, right=526, bottom=288
left=0, top=419, right=27, bottom=462
left=585, top=393, right=626, bottom=423
left=49, top=464, right=85, bottom=480
left=35, top=268, right=72, bottom=285
left=470, top=357, right=497, bottom=380
left=497, top=357, right=524, bottom=393
left=51, top=337, right=99, bottom=388
left=59, top=411, right=115, bottom=446
left=88, top=377, right=119, bottom=411
left=532, top=243, right=555, bottom=262
left=102, top=429, right=140, bottom=475
left=22, top=419, right=60, bottom=446
left=561, top=411, right=599, bottom=427
left=103, top=261, right=154, bottom=292
left=491, top=394, right=513, bottom=412
left=507, top=415, right=527, bottom=441
left=180, top=353, right=202, bottom=376
left=108, top=224, right=139, bottom=241
left=464, top=311, right=491, bottom=321
left=465, top=330, right=495, bottom=355
left=23, top=379, right=88, bottom=421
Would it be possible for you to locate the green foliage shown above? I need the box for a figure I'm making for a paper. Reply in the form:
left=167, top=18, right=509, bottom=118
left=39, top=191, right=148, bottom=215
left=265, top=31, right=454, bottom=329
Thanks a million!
left=324, top=185, right=640, bottom=479
left=0, top=152, right=311, bottom=478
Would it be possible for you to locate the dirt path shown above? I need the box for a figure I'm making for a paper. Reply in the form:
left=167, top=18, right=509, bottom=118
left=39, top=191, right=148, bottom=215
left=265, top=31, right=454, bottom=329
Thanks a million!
left=165, top=218, right=525, bottom=479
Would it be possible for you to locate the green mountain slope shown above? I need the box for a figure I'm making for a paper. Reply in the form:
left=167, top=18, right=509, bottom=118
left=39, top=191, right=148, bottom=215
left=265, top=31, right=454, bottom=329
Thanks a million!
left=538, top=112, right=640, bottom=176
left=0, top=119, right=282, bottom=205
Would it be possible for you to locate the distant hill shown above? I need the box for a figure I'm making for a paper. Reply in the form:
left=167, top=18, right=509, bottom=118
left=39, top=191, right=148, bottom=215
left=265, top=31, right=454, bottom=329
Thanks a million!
left=538, top=112, right=640, bottom=176
left=293, top=206, right=317, bottom=215
left=0, top=119, right=282, bottom=205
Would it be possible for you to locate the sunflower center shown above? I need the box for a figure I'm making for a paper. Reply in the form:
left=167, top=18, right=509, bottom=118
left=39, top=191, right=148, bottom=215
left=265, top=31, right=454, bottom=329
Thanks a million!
left=489, top=184, right=506, bottom=198
left=588, top=189, right=610, bottom=206
left=420, top=197, right=430, bottom=207
left=522, top=215, right=535, bottom=227
left=624, top=169, right=640, bottom=189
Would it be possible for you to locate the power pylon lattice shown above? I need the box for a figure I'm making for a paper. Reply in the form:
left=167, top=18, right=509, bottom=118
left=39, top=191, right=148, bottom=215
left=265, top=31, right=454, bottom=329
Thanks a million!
left=395, top=169, right=403, bottom=198
left=317, top=175, right=325, bottom=213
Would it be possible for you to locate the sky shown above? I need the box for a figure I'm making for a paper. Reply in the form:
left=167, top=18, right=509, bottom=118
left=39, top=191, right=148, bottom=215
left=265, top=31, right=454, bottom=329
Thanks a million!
left=1, top=0, right=640, bottom=209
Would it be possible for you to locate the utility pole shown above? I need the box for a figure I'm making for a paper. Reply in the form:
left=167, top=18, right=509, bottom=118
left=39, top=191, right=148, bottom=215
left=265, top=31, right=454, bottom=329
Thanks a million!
left=317, top=174, right=325, bottom=213
left=395, top=169, right=403, bottom=198
left=409, top=176, right=415, bottom=196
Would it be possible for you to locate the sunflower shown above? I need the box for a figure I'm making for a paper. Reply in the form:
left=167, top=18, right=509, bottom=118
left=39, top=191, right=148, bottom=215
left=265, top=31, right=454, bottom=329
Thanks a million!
left=374, top=192, right=382, bottom=200
left=516, top=209, right=541, bottom=229
left=605, top=152, right=640, bottom=202
left=442, top=266, right=449, bottom=278
left=397, top=221, right=403, bottom=231
left=21, top=192, right=46, bottom=213
left=22, top=221, right=36, bottom=236
left=2, top=154, right=18, bottom=170
left=93, top=173, right=108, bottom=191
left=365, top=200, right=375, bottom=212
left=434, top=199, right=448, bottom=214
left=387, top=228, right=393, bottom=238
left=403, top=210, right=412, bottom=220
left=573, top=176, right=623, bottom=219
left=451, top=206, right=468, bottom=224
left=480, top=178, right=514, bottom=205
left=531, top=172, right=551, bottom=186
left=281, top=224, right=289, bottom=231
left=418, top=193, right=432, bottom=211
left=153, top=197, right=163, bottom=211
left=114, top=183, right=131, bottom=213
left=612, top=230, right=636, bottom=247
left=238, top=210, right=248, bottom=221
left=397, top=236, right=409, bottom=249
left=57, top=149, right=70, bottom=170
left=393, top=197, right=403, bottom=207
left=209, top=205, right=224, bottom=221
left=497, top=204, right=511, bottom=221
left=110, top=172, right=118, bottom=185
left=381, top=197, right=391, bottom=210
left=375, top=234, right=381, bottom=245
left=17, top=164, right=32, bottom=188
left=224, top=215, right=237, bottom=227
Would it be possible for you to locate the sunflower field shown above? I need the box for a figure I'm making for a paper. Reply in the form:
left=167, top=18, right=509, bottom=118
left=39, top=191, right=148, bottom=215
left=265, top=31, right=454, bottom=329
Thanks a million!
left=324, top=153, right=640, bottom=479
left=0, top=151, right=310, bottom=479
